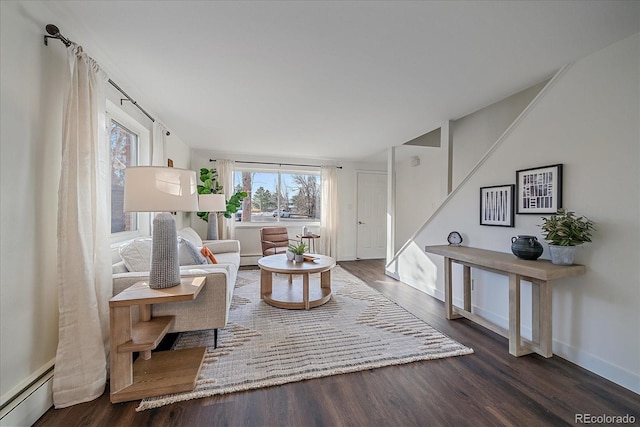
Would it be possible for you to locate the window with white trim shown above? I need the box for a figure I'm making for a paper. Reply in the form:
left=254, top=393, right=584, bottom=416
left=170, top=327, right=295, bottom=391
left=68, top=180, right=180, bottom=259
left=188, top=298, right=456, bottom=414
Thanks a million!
left=110, top=120, right=137, bottom=233
left=107, top=101, right=150, bottom=243
left=233, top=167, right=321, bottom=224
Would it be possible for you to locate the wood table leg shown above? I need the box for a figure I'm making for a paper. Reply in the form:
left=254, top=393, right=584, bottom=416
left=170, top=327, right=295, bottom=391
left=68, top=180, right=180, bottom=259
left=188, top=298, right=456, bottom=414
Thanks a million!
left=303, top=273, right=310, bottom=310
left=538, top=280, right=553, bottom=357
left=463, top=265, right=471, bottom=312
left=320, top=269, right=331, bottom=290
left=260, top=268, right=272, bottom=298
left=508, top=273, right=522, bottom=356
left=110, top=306, right=133, bottom=396
left=139, top=304, right=152, bottom=360
left=532, top=280, right=541, bottom=347
left=444, top=257, right=456, bottom=319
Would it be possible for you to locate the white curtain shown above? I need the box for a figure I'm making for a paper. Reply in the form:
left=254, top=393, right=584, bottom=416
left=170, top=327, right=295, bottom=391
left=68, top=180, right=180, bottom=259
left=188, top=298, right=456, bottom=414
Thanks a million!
left=216, top=159, right=236, bottom=239
left=320, top=166, right=339, bottom=258
left=53, top=44, right=112, bottom=408
left=151, top=121, right=167, bottom=166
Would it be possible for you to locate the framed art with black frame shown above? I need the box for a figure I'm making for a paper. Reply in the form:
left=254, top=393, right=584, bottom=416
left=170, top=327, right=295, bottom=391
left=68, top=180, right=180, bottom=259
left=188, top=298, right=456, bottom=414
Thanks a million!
left=480, top=184, right=515, bottom=227
left=516, top=164, right=563, bottom=214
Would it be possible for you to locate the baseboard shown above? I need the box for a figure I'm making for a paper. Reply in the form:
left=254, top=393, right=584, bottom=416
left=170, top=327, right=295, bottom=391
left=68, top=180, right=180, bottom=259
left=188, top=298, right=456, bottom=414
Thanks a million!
left=553, top=340, right=640, bottom=395
left=404, top=283, right=640, bottom=395
left=384, top=268, right=399, bottom=281
left=240, top=254, right=261, bottom=266
left=0, top=368, right=53, bottom=427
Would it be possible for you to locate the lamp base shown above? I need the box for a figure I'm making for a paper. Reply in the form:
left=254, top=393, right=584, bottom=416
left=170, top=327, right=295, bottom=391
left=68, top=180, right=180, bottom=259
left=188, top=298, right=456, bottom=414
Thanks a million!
left=206, top=213, right=219, bottom=240
left=149, top=212, right=181, bottom=289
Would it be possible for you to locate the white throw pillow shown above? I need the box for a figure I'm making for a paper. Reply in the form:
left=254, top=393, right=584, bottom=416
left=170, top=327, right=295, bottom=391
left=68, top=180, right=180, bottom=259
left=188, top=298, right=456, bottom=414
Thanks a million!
left=112, top=261, right=129, bottom=274
left=178, top=227, right=203, bottom=247
left=119, top=238, right=152, bottom=272
left=118, top=235, right=208, bottom=272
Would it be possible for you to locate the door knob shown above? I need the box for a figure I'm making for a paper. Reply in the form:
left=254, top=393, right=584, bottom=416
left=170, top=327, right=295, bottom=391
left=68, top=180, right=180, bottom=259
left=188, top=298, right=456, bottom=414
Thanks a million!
left=358, top=221, right=365, bottom=224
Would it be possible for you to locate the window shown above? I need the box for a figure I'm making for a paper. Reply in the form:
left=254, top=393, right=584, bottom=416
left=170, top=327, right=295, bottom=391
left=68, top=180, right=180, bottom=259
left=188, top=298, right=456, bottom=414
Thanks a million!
left=110, top=120, right=138, bottom=233
left=107, top=100, right=150, bottom=243
left=233, top=167, right=321, bottom=223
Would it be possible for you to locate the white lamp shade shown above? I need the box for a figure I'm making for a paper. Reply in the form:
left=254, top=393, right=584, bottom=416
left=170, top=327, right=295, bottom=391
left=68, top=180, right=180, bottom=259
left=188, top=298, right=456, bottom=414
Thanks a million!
left=198, top=194, right=227, bottom=212
left=124, top=166, right=199, bottom=212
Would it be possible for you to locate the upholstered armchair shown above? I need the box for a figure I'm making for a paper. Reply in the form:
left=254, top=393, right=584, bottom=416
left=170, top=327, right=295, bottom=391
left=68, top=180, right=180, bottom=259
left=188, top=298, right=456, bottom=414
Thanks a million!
left=260, top=227, right=295, bottom=256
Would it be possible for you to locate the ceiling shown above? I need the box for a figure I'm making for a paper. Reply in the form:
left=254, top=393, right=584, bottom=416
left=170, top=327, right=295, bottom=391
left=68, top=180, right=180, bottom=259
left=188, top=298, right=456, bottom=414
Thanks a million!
left=46, top=1, right=639, bottom=162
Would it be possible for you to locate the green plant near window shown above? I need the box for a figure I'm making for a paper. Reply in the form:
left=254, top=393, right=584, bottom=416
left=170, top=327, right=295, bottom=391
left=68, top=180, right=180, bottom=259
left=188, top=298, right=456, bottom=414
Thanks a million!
left=197, top=168, right=247, bottom=222
left=287, top=241, right=307, bottom=255
left=539, top=208, right=595, bottom=246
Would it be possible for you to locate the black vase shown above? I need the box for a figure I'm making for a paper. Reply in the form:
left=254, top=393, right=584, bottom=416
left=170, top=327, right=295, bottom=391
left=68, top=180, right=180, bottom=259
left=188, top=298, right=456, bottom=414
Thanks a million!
left=511, top=235, right=543, bottom=260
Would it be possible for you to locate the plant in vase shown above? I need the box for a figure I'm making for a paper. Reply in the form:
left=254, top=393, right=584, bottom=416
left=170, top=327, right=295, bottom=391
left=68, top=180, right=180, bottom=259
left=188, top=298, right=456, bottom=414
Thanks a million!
left=539, top=208, right=595, bottom=265
left=287, top=241, right=308, bottom=262
left=197, top=168, right=247, bottom=239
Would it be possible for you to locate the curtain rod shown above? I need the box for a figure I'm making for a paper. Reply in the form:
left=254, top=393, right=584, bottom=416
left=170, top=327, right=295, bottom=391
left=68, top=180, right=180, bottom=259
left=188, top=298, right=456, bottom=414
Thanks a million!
left=209, top=159, right=342, bottom=169
left=43, top=24, right=170, bottom=136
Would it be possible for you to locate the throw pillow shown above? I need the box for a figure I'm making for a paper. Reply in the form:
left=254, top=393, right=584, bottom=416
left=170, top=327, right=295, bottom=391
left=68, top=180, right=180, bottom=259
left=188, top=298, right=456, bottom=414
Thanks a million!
left=200, top=246, right=218, bottom=264
left=119, top=238, right=152, bottom=272
left=178, top=237, right=208, bottom=266
left=178, top=227, right=203, bottom=248
left=112, top=261, right=129, bottom=274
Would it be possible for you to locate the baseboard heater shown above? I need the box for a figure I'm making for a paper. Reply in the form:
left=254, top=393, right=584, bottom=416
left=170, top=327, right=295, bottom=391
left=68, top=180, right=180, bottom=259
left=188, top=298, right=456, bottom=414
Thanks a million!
left=0, top=361, right=54, bottom=427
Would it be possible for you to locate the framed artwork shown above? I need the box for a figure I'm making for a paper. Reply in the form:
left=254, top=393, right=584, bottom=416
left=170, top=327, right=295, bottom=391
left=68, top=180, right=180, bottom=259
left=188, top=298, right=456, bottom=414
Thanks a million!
left=480, top=184, right=515, bottom=227
left=516, top=164, right=563, bottom=214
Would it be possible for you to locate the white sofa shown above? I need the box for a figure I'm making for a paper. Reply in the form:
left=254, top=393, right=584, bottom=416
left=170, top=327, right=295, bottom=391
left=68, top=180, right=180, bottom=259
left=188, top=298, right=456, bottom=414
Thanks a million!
left=112, top=228, right=240, bottom=347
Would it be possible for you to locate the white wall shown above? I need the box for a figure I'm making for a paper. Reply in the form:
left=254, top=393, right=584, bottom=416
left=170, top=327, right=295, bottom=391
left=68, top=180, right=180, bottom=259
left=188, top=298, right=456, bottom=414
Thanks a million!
left=389, top=34, right=640, bottom=393
left=390, top=81, right=546, bottom=256
left=451, top=80, right=548, bottom=188
left=0, top=2, right=192, bottom=422
left=190, top=150, right=386, bottom=263
left=393, top=145, right=444, bottom=249
left=1, top=1, right=63, bottom=414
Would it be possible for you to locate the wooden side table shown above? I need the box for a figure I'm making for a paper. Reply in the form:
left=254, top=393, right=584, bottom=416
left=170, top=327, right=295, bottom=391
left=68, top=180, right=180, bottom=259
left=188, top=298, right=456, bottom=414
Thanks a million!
left=296, top=233, right=320, bottom=253
left=109, top=277, right=207, bottom=403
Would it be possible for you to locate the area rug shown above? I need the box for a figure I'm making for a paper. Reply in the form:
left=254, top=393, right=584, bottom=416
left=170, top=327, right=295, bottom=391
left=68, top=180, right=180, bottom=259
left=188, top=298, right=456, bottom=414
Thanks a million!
left=137, top=266, right=473, bottom=411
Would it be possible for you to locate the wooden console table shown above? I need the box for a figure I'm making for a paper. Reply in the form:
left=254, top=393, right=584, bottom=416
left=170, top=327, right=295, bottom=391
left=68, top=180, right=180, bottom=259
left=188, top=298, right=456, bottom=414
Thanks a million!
left=109, top=277, right=207, bottom=403
left=424, top=245, right=585, bottom=358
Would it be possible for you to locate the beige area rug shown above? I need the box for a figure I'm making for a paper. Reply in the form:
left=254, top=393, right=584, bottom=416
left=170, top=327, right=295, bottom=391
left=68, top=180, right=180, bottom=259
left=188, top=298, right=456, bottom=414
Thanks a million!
left=137, top=266, right=473, bottom=411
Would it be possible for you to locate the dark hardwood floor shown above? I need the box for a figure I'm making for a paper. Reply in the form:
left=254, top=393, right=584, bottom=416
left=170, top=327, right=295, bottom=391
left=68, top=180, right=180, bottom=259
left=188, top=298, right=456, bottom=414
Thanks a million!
left=34, top=260, right=639, bottom=427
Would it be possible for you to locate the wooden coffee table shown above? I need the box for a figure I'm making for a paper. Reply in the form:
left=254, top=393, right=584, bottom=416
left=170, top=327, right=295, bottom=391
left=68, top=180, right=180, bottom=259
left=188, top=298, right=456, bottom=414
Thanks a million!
left=258, top=254, right=336, bottom=310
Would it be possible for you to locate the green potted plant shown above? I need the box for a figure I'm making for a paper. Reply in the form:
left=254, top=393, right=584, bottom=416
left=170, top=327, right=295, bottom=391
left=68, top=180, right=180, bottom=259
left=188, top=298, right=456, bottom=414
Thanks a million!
left=197, top=168, right=247, bottom=239
left=539, top=208, right=595, bottom=265
left=287, top=241, right=307, bottom=263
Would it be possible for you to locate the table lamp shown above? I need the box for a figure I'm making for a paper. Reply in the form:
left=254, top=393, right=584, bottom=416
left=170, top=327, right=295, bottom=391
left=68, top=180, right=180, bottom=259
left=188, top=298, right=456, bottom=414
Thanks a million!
left=124, top=166, right=199, bottom=289
left=198, top=194, right=227, bottom=240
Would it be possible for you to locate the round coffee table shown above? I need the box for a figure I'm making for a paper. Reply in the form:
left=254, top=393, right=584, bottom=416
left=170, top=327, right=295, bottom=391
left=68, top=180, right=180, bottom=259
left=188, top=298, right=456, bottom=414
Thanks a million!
left=258, top=254, right=336, bottom=310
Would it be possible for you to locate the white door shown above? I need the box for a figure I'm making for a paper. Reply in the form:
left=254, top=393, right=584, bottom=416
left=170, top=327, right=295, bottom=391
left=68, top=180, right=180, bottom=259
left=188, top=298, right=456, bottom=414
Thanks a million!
left=356, top=172, right=387, bottom=259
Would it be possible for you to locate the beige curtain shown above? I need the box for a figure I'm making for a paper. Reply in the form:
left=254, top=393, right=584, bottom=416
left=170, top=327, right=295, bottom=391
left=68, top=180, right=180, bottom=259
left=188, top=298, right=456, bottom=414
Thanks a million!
left=53, top=44, right=111, bottom=408
left=216, top=159, right=235, bottom=239
left=320, top=166, right=339, bottom=257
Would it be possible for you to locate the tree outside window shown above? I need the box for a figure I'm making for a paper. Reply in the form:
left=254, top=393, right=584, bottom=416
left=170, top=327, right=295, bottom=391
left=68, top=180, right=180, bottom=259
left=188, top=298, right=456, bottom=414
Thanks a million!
left=110, top=120, right=138, bottom=233
left=233, top=169, right=320, bottom=223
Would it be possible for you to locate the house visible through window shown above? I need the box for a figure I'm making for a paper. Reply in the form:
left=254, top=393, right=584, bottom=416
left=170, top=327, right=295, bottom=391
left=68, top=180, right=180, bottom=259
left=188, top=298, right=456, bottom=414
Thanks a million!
left=110, top=119, right=138, bottom=233
left=233, top=168, right=321, bottom=223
